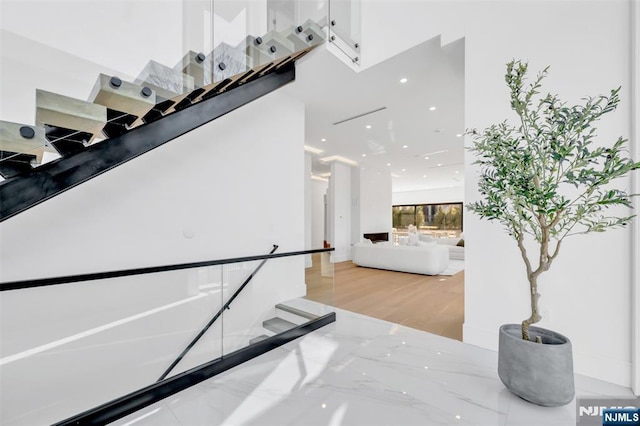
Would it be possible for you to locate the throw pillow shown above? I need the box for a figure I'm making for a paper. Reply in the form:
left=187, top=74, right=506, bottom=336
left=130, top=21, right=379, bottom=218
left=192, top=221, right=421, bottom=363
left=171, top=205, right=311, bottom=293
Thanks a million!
left=408, top=233, right=419, bottom=246
left=363, top=238, right=373, bottom=245
left=456, top=239, right=465, bottom=247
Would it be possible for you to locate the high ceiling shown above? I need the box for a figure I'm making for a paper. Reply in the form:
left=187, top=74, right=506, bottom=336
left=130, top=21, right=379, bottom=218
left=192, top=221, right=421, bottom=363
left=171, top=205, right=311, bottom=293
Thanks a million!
left=282, top=36, right=465, bottom=193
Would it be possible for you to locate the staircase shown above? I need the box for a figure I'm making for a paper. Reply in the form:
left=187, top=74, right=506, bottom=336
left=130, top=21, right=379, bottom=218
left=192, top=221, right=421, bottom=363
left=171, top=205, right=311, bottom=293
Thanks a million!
left=0, top=20, right=325, bottom=222
left=251, top=302, right=321, bottom=344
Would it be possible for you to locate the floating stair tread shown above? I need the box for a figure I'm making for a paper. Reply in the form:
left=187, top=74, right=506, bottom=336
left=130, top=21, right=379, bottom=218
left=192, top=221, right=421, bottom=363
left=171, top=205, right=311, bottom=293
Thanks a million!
left=89, top=74, right=156, bottom=119
left=175, top=51, right=213, bottom=88
left=261, top=30, right=296, bottom=54
left=135, top=60, right=195, bottom=100
left=281, top=26, right=313, bottom=51
left=236, top=36, right=279, bottom=69
left=263, top=317, right=297, bottom=334
left=212, top=43, right=253, bottom=83
left=36, top=89, right=106, bottom=140
left=279, top=297, right=335, bottom=317
left=301, top=19, right=326, bottom=42
left=275, top=303, right=319, bottom=321
left=0, top=121, right=47, bottom=163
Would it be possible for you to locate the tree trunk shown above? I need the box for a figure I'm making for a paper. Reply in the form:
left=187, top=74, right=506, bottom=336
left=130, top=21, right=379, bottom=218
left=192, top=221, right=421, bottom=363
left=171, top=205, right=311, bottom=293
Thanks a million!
left=522, top=275, right=541, bottom=341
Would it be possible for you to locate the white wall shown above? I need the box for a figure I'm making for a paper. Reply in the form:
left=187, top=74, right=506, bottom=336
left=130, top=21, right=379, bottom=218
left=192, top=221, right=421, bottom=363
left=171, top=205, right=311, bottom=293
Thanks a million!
left=392, top=186, right=463, bottom=206
left=360, top=0, right=635, bottom=387
left=327, top=161, right=352, bottom=262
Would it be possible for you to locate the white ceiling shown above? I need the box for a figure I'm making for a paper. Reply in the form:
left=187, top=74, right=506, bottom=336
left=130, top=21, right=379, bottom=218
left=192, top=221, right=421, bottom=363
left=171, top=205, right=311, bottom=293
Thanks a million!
left=282, top=36, right=465, bottom=193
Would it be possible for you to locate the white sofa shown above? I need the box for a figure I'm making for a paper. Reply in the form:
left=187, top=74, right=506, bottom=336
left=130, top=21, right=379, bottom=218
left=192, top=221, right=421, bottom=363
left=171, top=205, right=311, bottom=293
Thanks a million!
left=352, top=242, right=449, bottom=275
left=420, top=235, right=465, bottom=260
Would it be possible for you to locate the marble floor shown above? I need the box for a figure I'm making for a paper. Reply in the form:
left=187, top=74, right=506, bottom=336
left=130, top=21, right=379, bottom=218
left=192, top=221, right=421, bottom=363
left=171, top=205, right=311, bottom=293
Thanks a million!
left=114, top=302, right=632, bottom=426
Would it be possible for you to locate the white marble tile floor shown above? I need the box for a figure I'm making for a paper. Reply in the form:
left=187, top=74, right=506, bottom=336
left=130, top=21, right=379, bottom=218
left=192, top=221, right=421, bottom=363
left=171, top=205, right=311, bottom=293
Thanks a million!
left=114, top=303, right=633, bottom=426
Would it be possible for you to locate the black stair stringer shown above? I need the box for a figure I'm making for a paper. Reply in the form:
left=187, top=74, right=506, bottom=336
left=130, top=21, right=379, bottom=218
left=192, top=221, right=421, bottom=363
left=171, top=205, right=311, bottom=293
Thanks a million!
left=0, top=65, right=296, bottom=222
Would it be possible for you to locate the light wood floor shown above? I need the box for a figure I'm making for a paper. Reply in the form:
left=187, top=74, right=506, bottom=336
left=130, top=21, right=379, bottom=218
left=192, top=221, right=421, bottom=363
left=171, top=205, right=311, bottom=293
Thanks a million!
left=305, top=254, right=464, bottom=341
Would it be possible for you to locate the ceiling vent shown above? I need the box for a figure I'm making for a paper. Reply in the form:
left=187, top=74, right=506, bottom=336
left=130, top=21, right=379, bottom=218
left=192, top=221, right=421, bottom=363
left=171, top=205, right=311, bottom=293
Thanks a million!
left=414, top=149, right=448, bottom=158
left=333, top=107, right=387, bottom=125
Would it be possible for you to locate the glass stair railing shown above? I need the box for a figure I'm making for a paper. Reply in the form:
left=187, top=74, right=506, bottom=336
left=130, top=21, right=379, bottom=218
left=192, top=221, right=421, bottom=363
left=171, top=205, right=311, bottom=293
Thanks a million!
left=0, top=247, right=335, bottom=426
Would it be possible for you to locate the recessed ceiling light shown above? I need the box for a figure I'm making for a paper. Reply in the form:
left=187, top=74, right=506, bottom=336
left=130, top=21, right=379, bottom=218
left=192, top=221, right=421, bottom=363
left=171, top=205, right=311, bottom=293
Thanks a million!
left=455, top=171, right=459, bottom=174
left=402, top=145, right=408, bottom=148
left=387, top=163, right=391, bottom=166
left=321, top=138, right=326, bottom=142
left=437, top=163, right=442, bottom=167
left=400, top=78, right=408, bottom=83
left=423, top=175, right=427, bottom=178
left=402, top=168, right=406, bottom=172
left=429, top=106, right=437, bottom=111
left=366, top=125, right=372, bottom=129
left=424, top=156, right=430, bottom=160
left=362, top=154, right=367, bottom=157
left=456, top=134, right=462, bottom=138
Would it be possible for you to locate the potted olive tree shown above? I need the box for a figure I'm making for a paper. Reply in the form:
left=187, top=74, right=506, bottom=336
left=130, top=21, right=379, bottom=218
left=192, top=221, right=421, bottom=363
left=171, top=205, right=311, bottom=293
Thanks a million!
left=468, top=60, right=640, bottom=406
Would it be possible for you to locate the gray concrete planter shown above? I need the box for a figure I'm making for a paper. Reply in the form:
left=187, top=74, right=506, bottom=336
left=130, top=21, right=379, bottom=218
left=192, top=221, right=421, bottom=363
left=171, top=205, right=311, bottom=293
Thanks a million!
left=498, top=324, right=575, bottom=406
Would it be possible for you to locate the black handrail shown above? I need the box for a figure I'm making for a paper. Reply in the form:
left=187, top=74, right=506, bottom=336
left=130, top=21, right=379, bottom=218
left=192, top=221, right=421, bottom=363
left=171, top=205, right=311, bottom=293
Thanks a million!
left=157, top=244, right=279, bottom=382
left=0, top=247, right=334, bottom=291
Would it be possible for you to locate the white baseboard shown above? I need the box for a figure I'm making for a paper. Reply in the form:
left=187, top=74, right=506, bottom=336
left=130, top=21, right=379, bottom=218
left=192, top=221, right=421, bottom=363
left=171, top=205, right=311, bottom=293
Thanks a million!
left=573, top=351, right=632, bottom=389
left=462, top=323, right=631, bottom=388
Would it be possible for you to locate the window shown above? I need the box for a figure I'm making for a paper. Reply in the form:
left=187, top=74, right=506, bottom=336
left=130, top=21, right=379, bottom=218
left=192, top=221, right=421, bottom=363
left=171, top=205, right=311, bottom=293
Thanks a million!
left=392, top=203, right=463, bottom=232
